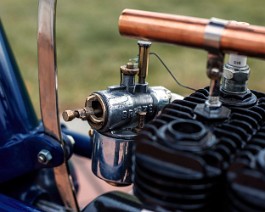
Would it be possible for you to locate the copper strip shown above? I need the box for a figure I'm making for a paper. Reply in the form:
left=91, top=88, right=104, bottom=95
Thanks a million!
left=37, top=0, right=79, bottom=211
left=119, top=9, right=265, bottom=59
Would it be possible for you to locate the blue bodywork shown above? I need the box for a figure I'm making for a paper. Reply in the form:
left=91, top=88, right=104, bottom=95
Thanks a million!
left=0, top=194, right=41, bottom=212
left=0, top=19, right=92, bottom=209
left=0, top=20, right=64, bottom=182
left=0, top=20, right=38, bottom=142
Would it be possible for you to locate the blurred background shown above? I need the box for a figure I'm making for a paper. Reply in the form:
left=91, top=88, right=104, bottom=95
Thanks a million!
left=1, top=0, right=265, bottom=117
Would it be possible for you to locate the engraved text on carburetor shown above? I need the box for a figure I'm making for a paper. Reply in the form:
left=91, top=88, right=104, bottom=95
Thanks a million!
left=122, top=104, right=153, bottom=120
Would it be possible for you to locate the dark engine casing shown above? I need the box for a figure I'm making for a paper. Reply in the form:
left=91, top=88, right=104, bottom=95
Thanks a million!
left=134, top=88, right=265, bottom=211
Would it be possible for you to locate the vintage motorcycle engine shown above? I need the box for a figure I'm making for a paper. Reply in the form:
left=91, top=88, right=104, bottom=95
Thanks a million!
left=65, top=41, right=265, bottom=211
left=66, top=44, right=265, bottom=211
left=133, top=54, right=265, bottom=211
left=64, top=10, right=265, bottom=211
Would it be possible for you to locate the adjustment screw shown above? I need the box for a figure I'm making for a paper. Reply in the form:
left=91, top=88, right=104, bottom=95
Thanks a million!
left=62, top=110, right=78, bottom=122
left=38, top=149, right=52, bottom=165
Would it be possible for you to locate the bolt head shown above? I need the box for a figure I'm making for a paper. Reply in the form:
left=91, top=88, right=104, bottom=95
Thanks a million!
left=120, top=64, right=139, bottom=75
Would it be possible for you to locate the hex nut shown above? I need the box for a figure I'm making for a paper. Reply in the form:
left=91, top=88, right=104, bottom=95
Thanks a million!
left=223, top=64, right=250, bottom=82
left=38, top=149, right=52, bottom=165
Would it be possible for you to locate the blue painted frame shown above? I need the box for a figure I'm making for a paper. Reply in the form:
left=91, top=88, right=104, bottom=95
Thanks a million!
left=0, top=19, right=92, bottom=209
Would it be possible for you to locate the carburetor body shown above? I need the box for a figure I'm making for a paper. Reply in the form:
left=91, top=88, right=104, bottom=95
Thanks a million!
left=88, top=74, right=171, bottom=185
left=63, top=41, right=173, bottom=185
left=86, top=84, right=171, bottom=133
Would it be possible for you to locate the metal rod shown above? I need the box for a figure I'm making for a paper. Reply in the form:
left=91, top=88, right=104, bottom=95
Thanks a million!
left=205, top=52, right=224, bottom=108
left=137, top=41, right=151, bottom=84
left=119, top=9, right=265, bottom=59
left=38, top=0, right=79, bottom=211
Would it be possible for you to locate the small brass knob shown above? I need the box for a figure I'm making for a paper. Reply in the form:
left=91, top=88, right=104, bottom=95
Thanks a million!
left=62, top=110, right=78, bottom=122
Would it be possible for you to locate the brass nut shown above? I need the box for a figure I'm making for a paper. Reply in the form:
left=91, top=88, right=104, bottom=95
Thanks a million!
left=120, top=64, right=139, bottom=75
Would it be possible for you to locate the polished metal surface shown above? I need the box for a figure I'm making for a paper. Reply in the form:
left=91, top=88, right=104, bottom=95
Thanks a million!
left=119, top=9, right=265, bottom=59
left=85, top=86, right=172, bottom=132
left=62, top=41, right=171, bottom=186
left=64, top=55, right=172, bottom=133
left=205, top=53, right=224, bottom=108
left=137, top=41, right=151, bottom=84
left=204, top=18, right=228, bottom=49
left=222, top=63, right=250, bottom=94
left=91, top=130, right=134, bottom=185
left=37, top=0, right=79, bottom=210
left=38, top=0, right=59, bottom=138
left=120, top=61, right=139, bottom=93
left=222, top=51, right=250, bottom=94
left=194, top=52, right=231, bottom=120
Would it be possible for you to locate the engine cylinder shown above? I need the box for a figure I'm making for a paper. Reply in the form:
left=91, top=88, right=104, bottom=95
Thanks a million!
left=133, top=88, right=265, bottom=211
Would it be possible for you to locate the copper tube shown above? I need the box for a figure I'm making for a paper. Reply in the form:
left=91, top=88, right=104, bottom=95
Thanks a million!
left=119, top=9, right=265, bottom=59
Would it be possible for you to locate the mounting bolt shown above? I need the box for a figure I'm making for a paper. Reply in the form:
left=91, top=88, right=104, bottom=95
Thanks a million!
left=38, top=149, right=52, bottom=165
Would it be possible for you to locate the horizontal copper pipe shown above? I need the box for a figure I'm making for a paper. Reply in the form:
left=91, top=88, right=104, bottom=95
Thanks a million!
left=119, top=9, right=265, bottom=59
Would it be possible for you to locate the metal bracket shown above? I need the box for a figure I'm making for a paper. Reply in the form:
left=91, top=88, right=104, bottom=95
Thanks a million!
left=204, top=17, right=228, bottom=50
left=38, top=0, right=79, bottom=210
left=194, top=52, right=231, bottom=121
left=206, top=52, right=224, bottom=108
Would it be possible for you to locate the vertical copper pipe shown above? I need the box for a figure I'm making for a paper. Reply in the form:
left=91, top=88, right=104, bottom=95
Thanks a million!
left=119, top=9, right=265, bottom=59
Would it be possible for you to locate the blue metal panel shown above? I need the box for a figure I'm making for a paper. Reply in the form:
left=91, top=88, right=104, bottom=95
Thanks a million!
left=0, top=20, right=38, bottom=142
left=0, top=131, right=65, bottom=183
left=0, top=20, right=92, bottom=183
left=0, top=194, right=41, bottom=212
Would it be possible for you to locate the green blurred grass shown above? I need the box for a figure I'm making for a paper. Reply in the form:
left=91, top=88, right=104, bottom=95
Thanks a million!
left=1, top=0, right=265, bottom=117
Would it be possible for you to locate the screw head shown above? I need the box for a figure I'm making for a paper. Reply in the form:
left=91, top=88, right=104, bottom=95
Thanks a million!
left=38, top=149, right=52, bottom=165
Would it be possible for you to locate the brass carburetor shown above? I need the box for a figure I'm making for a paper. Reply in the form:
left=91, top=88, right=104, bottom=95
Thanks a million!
left=63, top=41, right=173, bottom=186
